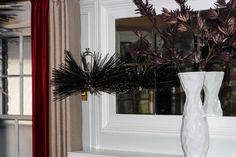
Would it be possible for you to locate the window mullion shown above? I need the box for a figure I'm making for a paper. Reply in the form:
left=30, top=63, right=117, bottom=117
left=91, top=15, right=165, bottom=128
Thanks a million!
left=15, top=119, right=20, bottom=157
left=19, top=36, right=24, bottom=115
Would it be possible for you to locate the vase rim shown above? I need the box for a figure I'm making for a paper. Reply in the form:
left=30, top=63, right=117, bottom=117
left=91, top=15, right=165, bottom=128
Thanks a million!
left=205, top=71, right=224, bottom=74
left=178, top=71, right=205, bottom=75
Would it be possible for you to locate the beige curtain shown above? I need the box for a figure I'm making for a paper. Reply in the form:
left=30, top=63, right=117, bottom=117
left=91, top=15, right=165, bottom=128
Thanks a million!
left=49, top=0, right=82, bottom=157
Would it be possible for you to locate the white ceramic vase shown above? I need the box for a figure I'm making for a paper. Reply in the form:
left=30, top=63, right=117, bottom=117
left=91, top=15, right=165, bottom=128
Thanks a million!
left=178, top=72, right=209, bottom=157
left=203, top=72, right=224, bottom=116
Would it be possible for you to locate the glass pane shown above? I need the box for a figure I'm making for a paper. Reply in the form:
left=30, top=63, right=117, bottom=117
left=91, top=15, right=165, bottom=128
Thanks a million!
left=0, top=39, right=4, bottom=76
left=7, top=38, right=20, bottom=75
left=23, top=37, right=32, bottom=75
left=156, top=86, right=183, bottom=115
left=0, top=79, right=4, bottom=115
left=116, top=17, right=183, bottom=115
left=24, top=77, right=32, bottom=115
left=19, top=121, right=32, bottom=157
left=0, top=120, right=16, bottom=157
left=117, top=89, right=155, bottom=114
left=116, top=17, right=155, bottom=114
left=220, top=61, right=236, bottom=116
left=115, top=10, right=236, bottom=116
left=7, top=77, right=20, bottom=114
left=0, top=40, right=5, bottom=114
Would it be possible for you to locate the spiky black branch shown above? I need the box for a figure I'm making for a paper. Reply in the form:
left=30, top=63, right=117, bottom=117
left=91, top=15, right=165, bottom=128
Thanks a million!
left=52, top=50, right=180, bottom=100
left=52, top=51, right=135, bottom=100
left=51, top=51, right=88, bottom=100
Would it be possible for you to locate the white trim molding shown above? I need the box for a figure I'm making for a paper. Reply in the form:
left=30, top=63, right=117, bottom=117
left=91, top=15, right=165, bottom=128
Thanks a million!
left=80, top=0, right=100, bottom=150
left=79, top=0, right=236, bottom=156
left=68, top=149, right=182, bottom=157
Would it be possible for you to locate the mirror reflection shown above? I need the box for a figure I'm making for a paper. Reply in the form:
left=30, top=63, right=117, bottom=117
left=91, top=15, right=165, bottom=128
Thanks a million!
left=116, top=10, right=236, bottom=116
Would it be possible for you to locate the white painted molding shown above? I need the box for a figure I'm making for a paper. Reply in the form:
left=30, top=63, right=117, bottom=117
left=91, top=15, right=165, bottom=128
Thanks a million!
left=97, top=0, right=236, bottom=136
left=68, top=149, right=183, bottom=157
left=79, top=0, right=236, bottom=156
left=80, top=0, right=101, bottom=150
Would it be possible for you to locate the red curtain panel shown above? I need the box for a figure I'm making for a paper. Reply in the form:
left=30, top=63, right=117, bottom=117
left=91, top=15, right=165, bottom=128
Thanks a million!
left=31, top=0, right=49, bottom=157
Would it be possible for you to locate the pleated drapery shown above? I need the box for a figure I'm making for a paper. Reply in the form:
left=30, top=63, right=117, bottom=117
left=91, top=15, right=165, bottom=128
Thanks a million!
left=49, top=0, right=83, bottom=157
left=31, top=0, right=50, bottom=157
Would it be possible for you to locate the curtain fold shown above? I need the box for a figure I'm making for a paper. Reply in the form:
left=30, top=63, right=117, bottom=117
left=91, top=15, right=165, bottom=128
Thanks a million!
left=31, top=0, right=50, bottom=157
left=49, top=1, right=83, bottom=157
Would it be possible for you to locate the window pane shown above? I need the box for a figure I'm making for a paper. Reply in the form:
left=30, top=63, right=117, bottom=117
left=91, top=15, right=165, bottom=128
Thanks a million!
left=23, top=37, right=31, bottom=75
left=19, top=121, right=32, bottom=157
left=0, top=80, right=4, bottom=114
left=116, top=89, right=155, bottom=114
left=7, top=78, right=20, bottom=114
left=7, top=38, right=20, bottom=75
left=115, top=17, right=188, bottom=115
left=24, top=77, right=32, bottom=115
left=0, top=120, right=16, bottom=157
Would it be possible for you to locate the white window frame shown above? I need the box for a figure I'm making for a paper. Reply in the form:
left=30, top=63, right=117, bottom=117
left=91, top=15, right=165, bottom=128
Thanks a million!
left=80, top=0, right=236, bottom=156
left=0, top=35, right=32, bottom=115
left=0, top=35, right=32, bottom=157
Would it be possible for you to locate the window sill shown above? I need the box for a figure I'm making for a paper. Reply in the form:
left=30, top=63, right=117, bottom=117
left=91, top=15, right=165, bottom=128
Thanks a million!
left=0, top=114, right=32, bottom=121
left=68, top=149, right=183, bottom=157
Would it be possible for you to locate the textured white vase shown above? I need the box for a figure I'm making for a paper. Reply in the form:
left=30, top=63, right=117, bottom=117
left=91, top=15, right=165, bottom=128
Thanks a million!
left=203, top=72, right=224, bottom=116
left=178, top=72, right=209, bottom=157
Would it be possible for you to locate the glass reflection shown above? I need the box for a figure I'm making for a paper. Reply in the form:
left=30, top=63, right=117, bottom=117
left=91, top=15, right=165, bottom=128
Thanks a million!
left=116, top=13, right=236, bottom=116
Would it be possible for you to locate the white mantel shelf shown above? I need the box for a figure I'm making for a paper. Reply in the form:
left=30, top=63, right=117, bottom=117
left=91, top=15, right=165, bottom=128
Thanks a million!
left=68, top=149, right=183, bottom=157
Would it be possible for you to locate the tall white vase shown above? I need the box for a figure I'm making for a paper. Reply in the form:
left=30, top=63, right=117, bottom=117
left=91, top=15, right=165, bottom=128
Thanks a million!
left=178, top=72, right=209, bottom=157
left=203, top=72, right=224, bottom=116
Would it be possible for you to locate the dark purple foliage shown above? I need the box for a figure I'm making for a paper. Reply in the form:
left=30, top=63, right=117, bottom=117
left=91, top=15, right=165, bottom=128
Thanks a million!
left=132, top=0, right=236, bottom=71
left=129, top=31, right=152, bottom=57
left=133, top=0, right=157, bottom=26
